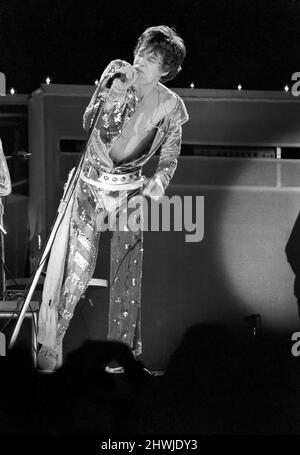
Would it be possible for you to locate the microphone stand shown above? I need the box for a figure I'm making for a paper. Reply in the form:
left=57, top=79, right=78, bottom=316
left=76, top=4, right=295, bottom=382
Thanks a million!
left=0, top=199, right=6, bottom=298
left=0, top=138, right=11, bottom=299
left=9, top=102, right=103, bottom=350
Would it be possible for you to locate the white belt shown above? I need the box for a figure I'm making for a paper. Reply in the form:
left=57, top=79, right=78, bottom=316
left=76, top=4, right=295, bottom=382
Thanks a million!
left=80, top=171, right=146, bottom=191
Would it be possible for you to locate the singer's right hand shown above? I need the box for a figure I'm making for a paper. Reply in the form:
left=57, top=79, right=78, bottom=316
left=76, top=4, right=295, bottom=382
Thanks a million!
left=111, top=64, right=140, bottom=91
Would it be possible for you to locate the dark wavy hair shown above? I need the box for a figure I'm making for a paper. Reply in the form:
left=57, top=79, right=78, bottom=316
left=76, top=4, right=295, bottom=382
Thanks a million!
left=134, top=25, right=186, bottom=83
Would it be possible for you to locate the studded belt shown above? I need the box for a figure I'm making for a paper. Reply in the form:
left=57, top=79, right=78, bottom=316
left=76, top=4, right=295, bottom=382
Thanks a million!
left=80, top=167, right=146, bottom=191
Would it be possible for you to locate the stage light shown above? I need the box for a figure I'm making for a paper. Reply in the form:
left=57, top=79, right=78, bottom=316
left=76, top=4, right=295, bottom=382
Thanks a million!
left=46, top=77, right=51, bottom=85
left=10, top=88, right=15, bottom=95
left=190, top=82, right=195, bottom=89
left=284, top=85, right=289, bottom=92
left=95, top=79, right=99, bottom=85
left=237, top=84, right=242, bottom=91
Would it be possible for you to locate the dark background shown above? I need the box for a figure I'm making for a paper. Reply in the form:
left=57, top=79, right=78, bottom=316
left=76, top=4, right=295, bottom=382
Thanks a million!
left=1, top=0, right=300, bottom=93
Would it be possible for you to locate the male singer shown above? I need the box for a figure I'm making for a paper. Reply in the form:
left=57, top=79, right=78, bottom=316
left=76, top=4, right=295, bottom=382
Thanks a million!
left=37, top=25, right=189, bottom=371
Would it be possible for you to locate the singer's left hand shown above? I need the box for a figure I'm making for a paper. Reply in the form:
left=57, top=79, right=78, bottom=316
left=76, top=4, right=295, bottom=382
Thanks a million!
left=142, top=176, right=164, bottom=201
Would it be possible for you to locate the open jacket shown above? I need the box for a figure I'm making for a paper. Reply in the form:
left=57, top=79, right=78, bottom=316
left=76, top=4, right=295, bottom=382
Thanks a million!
left=82, top=59, right=189, bottom=190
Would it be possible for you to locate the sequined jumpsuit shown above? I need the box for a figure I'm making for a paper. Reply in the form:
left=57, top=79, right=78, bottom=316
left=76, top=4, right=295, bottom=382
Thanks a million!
left=37, top=59, right=189, bottom=360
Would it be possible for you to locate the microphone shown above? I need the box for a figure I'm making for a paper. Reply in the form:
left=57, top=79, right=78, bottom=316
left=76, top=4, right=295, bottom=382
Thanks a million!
left=14, top=151, right=31, bottom=160
left=106, top=65, right=139, bottom=89
left=5, top=151, right=31, bottom=160
left=106, top=71, right=128, bottom=89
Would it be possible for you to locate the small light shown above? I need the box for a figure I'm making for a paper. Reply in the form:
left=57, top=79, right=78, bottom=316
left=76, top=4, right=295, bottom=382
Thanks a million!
left=95, top=79, right=99, bottom=85
left=10, top=88, right=15, bottom=95
left=237, top=84, right=242, bottom=91
left=46, top=77, right=51, bottom=85
left=190, top=82, right=195, bottom=89
left=284, top=85, right=289, bottom=92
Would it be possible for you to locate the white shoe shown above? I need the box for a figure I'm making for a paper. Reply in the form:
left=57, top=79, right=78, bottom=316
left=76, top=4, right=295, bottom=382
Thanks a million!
left=37, top=344, right=62, bottom=371
left=105, top=366, right=124, bottom=374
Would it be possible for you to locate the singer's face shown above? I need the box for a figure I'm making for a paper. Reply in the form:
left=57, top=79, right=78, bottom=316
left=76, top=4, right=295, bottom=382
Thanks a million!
left=133, top=48, right=168, bottom=83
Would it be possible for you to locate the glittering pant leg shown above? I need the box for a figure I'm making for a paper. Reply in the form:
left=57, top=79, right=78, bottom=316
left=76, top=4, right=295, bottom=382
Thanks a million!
left=56, top=179, right=101, bottom=345
left=108, top=197, right=143, bottom=356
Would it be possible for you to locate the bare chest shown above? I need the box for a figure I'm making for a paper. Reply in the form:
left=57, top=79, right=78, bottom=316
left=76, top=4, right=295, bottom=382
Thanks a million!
left=109, top=98, right=165, bottom=164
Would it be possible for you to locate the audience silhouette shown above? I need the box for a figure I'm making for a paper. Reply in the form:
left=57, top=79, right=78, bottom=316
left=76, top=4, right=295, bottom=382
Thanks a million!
left=0, top=324, right=299, bottom=435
